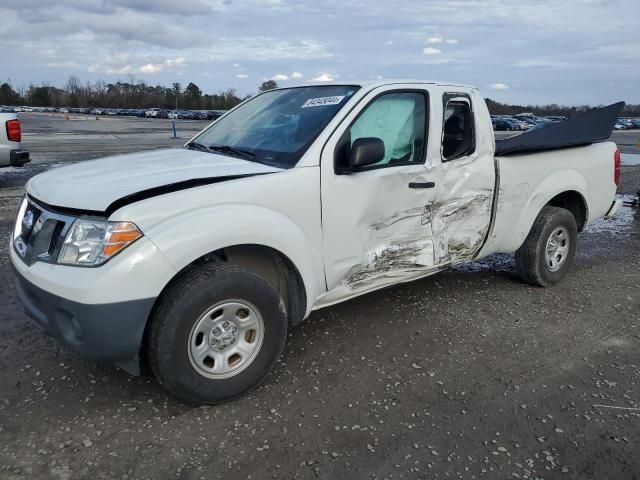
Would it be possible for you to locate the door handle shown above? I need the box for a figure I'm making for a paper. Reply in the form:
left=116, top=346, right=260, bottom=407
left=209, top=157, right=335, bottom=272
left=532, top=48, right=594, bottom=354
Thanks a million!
left=408, top=181, right=435, bottom=189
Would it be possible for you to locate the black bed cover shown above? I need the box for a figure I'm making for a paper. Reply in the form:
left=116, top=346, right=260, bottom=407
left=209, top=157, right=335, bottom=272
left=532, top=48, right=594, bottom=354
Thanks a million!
left=495, top=101, right=625, bottom=156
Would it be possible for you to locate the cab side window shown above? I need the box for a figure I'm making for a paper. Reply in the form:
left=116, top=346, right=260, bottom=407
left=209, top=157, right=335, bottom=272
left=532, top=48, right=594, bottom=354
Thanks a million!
left=336, top=92, right=428, bottom=171
left=442, top=99, right=475, bottom=161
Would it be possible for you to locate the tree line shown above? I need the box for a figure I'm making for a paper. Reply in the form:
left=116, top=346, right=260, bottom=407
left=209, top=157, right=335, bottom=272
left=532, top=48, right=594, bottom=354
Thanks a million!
left=0, top=77, right=274, bottom=111
left=485, top=98, right=640, bottom=117
left=1, top=76, right=638, bottom=116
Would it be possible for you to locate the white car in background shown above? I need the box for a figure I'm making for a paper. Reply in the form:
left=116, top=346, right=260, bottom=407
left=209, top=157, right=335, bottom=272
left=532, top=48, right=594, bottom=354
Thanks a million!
left=0, top=113, right=29, bottom=167
left=145, top=108, right=161, bottom=118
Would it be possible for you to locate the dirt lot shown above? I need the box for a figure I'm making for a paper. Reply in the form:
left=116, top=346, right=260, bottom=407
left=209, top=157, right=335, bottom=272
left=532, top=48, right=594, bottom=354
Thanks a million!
left=0, top=115, right=639, bottom=480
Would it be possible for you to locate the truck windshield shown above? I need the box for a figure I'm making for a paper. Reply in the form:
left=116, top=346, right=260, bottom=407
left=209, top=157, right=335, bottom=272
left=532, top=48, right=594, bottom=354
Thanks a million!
left=192, top=85, right=359, bottom=168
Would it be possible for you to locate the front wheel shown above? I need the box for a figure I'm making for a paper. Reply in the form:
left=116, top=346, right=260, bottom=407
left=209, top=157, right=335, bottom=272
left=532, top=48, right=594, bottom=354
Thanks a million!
left=147, top=263, right=288, bottom=404
left=515, top=206, right=578, bottom=287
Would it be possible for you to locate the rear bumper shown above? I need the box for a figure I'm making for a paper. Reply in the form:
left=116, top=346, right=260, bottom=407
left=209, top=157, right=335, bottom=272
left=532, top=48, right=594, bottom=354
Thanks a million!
left=14, top=267, right=155, bottom=374
left=10, top=149, right=30, bottom=167
left=604, top=198, right=623, bottom=219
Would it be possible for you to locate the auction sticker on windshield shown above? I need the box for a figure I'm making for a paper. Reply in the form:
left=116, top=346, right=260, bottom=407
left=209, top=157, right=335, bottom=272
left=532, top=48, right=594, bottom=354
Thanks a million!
left=302, top=96, right=346, bottom=108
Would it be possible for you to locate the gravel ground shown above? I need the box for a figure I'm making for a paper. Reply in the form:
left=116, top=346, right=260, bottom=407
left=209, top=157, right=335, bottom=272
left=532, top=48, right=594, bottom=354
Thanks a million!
left=0, top=115, right=639, bottom=480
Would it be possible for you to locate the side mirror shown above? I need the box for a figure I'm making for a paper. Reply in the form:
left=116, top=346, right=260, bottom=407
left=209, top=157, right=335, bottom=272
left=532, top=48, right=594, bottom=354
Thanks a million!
left=350, top=137, right=385, bottom=169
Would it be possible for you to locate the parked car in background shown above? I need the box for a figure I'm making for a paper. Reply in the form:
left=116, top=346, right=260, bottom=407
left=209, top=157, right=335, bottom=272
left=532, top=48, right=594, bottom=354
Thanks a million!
left=616, top=118, right=636, bottom=130
left=492, top=118, right=517, bottom=131
left=145, top=108, right=161, bottom=118
left=208, top=110, right=225, bottom=120
left=191, top=111, right=209, bottom=120
left=0, top=112, right=29, bottom=168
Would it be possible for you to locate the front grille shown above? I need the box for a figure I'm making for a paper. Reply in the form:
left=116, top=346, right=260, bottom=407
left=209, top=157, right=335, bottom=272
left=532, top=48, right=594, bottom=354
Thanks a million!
left=14, top=197, right=75, bottom=266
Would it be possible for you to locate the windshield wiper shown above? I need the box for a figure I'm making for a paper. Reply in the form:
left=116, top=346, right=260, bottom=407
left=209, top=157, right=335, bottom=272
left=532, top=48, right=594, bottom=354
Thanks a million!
left=185, top=141, right=210, bottom=152
left=208, top=144, right=256, bottom=160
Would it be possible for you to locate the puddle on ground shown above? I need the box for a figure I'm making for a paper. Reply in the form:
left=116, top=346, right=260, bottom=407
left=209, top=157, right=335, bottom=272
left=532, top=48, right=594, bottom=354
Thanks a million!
left=453, top=253, right=515, bottom=273
left=585, top=195, right=637, bottom=235
left=621, top=153, right=640, bottom=166
left=0, top=166, right=29, bottom=176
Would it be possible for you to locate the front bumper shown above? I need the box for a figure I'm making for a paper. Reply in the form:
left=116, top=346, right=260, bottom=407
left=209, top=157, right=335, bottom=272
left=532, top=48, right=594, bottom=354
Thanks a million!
left=9, top=228, right=176, bottom=374
left=14, top=268, right=155, bottom=374
left=10, top=149, right=30, bottom=167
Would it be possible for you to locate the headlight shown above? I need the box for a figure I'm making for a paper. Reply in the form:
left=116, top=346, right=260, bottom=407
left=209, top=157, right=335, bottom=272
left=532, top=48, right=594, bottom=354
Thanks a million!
left=58, top=219, right=142, bottom=266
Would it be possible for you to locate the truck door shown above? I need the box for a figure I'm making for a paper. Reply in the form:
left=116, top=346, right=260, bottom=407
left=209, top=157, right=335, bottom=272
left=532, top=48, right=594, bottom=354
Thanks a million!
left=320, top=86, right=441, bottom=302
left=432, top=93, right=495, bottom=266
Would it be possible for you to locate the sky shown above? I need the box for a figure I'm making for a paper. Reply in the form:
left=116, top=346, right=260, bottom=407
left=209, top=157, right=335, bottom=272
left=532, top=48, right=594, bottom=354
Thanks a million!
left=0, top=0, right=638, bottom=105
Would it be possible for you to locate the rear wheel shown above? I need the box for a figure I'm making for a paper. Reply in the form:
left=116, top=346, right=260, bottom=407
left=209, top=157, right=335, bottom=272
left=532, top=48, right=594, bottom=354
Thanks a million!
left=515, top=206, right=578, bottom=287
left=147, top=263, right=288, bottom=404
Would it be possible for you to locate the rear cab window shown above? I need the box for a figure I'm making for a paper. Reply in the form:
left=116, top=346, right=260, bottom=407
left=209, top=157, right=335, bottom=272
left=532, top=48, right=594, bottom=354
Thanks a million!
left=442, top=95, right=476, bottom=161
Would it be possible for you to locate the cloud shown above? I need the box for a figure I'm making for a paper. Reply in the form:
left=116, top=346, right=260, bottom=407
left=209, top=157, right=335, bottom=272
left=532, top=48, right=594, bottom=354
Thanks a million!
left=423, top=47, right=442, bottom=55
left=291, top=71, right=303, bottom=79
left=272, top=73, right=289, bottom=80
left=108, top=0, right=213, bottom=16
left=312, top=73, right=335, bottom=81
left=46, top=61, right=82, bottom=69
left=488, top=83, right=510, bottom=90
left=139, top=64, right=161, bottom=74
left=1, top=0, right=638, bottom=104
left=513, top=59, right=576, bottom=68
left=236, top=73, right=249, bottom=79
left=90, top=56, right=186, bottom=75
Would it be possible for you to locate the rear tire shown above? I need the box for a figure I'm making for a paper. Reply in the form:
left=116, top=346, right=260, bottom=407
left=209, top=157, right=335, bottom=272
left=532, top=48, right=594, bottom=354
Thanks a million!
left=515, top=206, right=577, bottom=287
left=147, top=263, right=288, bottom=404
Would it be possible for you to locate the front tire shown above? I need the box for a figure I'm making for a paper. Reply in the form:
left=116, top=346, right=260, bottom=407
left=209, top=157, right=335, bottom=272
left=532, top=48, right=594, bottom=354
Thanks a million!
left=147, top=263, right=288, bottom=404
left=515, top=206, right=578, bottom=287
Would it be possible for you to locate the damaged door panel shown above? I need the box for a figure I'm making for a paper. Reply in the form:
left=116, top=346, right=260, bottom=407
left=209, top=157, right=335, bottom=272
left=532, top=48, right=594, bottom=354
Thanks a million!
left=318, top=87, right=496, bottom=306
left=319, top=87, right=441, bottom=303
left=433, top=93, right=495, bottom=267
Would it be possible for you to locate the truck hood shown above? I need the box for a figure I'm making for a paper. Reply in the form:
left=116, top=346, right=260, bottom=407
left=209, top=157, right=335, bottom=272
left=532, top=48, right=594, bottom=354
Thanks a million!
left=26, top=148, right=283, bottom=214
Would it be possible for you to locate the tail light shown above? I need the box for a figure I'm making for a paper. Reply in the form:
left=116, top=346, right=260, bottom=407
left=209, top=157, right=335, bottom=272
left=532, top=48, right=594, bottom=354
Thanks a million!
left=6, top=119, right=21, bottom=142
left=614, top=149, right=621, bottom=187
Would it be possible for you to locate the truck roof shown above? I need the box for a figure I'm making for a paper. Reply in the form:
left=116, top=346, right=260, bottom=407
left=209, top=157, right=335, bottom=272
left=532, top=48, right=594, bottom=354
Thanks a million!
left=277, top=79, right=476, bottom=91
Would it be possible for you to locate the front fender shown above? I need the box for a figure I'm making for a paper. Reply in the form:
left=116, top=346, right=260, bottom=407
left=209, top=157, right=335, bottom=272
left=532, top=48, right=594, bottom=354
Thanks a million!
left=144, top=204, right=325, bottom=316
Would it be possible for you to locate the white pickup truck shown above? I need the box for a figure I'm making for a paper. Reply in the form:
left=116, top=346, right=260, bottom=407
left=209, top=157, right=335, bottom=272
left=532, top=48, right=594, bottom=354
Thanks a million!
left=0, top=112, right=29, bottom=167
left=11, top=81, right=622, bottom=404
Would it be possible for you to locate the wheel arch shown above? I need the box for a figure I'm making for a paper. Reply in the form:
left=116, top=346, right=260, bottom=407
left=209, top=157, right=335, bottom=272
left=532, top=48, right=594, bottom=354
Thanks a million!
left=149, top=243, right=309, bottom=329
left=545, top=190, right=588, bottom=232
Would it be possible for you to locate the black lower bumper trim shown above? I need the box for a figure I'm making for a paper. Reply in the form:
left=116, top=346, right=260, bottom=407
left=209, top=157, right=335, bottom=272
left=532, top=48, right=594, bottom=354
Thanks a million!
left=10, top=149, right=30, bottom=167
left=14, top=270, right=155, bottom=375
